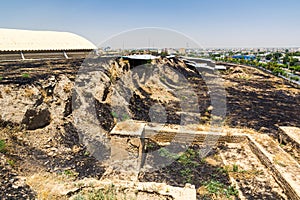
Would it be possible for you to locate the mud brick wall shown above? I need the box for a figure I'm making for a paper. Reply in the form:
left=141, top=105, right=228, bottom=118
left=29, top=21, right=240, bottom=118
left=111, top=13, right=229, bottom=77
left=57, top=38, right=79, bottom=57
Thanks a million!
left=248, top=137, right=300, bottom=200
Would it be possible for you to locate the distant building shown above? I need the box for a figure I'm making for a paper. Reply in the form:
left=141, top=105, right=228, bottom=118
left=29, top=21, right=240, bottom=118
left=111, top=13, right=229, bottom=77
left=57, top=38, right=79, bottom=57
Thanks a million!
left=215, top=65, right=227, bottom=70
left=232, top=55, right=256, bottom=60
left=179, top=48, right=186, bottom=55
left=0, top=28, right=97, bottom=61
left=167, top=48, right=177, bottom=55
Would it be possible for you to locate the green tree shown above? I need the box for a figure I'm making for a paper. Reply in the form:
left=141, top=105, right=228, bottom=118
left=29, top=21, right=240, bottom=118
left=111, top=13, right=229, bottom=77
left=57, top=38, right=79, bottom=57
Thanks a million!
left=266, top=54, right=272, bottom=61
left=272, top=52, right=282, bottom=61
left=283, top=56, right=289, bottom=65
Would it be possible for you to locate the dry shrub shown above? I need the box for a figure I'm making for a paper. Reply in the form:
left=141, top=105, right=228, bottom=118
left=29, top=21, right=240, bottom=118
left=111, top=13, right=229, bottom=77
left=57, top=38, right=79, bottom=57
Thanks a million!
left=24, top=88, right=35, bottom=98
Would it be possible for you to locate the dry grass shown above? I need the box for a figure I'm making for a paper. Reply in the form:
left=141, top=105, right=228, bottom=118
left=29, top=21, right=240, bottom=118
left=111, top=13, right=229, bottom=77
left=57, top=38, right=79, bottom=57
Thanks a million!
left=140, top=84, right=179, bottom=104
left=24, top=88, right=36, bottom=98
left=273, top=153, right=290, bottom=167
left=0, top=126, right=24, bottom=150
left=63, top=82, right=73, bottom=93
left=26, top=172, right=75, bottom=200
left=4, top=87, right=11, bottom=94
left=228, top=167, right=264, bottom=180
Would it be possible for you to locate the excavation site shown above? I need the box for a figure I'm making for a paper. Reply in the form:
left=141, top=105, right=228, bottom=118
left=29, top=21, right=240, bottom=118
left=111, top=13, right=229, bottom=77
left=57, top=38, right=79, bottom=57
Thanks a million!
left=0, top=55, right=299, bottom=200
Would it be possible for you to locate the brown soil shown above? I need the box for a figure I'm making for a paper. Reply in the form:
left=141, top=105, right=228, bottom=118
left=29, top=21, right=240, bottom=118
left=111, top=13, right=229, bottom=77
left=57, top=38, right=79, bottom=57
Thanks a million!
left=138, top=144, right=232, bottom=199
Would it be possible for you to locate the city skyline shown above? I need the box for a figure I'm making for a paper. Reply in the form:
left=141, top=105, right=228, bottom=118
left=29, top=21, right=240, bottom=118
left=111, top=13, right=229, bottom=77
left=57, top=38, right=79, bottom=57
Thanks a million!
left=1, top=0, right=300, bottom=48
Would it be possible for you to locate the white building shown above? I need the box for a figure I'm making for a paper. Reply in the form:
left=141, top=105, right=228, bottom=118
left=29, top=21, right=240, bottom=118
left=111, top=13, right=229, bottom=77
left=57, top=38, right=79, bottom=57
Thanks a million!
left=0, top=28, right=97, bottom=60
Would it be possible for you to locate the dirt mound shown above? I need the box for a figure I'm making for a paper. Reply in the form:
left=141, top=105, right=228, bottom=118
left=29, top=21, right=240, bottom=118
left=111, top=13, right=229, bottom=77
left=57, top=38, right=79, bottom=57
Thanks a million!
left=0, top=56, right=209, bottom=198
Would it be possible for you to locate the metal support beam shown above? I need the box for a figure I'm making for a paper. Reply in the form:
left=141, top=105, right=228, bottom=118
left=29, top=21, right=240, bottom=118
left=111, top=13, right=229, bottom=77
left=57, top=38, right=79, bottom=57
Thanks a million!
left=63, top=51, right=69, bottom=59
left=20, top=52, right=25, bottom=60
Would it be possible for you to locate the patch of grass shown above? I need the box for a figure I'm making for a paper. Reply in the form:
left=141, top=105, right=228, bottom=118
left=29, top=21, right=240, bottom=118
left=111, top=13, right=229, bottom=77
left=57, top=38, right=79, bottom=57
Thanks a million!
left=145, top=142, right=157, bottom=151
left=121, top=114, right=130, bottom=121
left=158, top=147, right=202, bottom=183
left=21, top=73, right=30, bottom=78
left=158, top=148, right=202, bottom=167
left=158, top=148, right=179, bottom=160
left=111, top=111, right=118, bottom=118
left=232, top=164, right=239, bottom=172
left=0, top=140, right=6, bottom=153
left=203, top=180, right=238, bottom=198
left=87, top=184, right=117, bottom=200
left=225, top=185, right=239, bottom=198
left=7, top=159, right=15, bottom=167
left=204, top=180, right=223, bottom=194
left=180, top=168, right=193, bottom=183
left=279, top=143, right=286, bottom=148
left=217, top=166, right=229, bottom=174
left=63, top=169, right=78, bottom=178
left=177, top=148, right=201, bottom=167
left=84, top=151, right=90, bottom=156
left=0, top=76, right=3, bottom=81
left=73, top=194, right=85, bottom=200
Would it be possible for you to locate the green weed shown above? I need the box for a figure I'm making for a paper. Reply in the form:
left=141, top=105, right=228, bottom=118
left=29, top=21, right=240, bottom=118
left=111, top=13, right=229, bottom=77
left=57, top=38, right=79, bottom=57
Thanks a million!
left=0, top=140, right=6, bottom=153
left=111, top=111, right=118, bottom=118
left=87, top=184, right=117, bottom=200
left=203, top=180, right=238, bottom=198
left=7, top=159, right=15, bottom=167
left=21, top=73, right=30, bottom=78
left=232, top=164, right=239, bottom=172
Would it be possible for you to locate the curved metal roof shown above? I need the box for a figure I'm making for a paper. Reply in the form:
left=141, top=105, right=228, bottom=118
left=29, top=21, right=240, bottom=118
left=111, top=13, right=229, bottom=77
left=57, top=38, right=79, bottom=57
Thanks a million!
left=0, top=28, right=97, bottom=51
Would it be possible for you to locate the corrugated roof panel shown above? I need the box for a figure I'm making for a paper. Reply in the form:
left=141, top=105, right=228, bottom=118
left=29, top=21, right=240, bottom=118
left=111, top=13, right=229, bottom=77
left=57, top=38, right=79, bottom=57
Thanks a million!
left=0, top=28, right=97, bottom=51
left=123, top=54, right=159, bottom=60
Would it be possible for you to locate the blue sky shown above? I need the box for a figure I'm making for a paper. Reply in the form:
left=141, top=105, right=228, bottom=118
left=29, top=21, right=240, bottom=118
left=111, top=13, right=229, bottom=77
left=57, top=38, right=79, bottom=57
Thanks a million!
left=1, top=0, right=300, bottom=47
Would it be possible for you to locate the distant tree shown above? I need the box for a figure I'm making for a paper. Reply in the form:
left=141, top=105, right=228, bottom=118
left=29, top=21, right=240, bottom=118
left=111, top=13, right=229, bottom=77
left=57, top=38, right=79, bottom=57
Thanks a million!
left=273, top=52, right=282, bottom=61
left=256, top=56, right=261, bottom=62
left=283, top=56, right=289, bottom=64
left=240, top=58, right=245, bottom=64
left=292, top=51, right=300, bottom=56
left=229, top=51, right=234, bottom=56
left=291, top=76, right=300, bottom=81
left=266, top=54, right=273, bottom=61
left=290, top=65, right=300, bottom=72
left=160, top=50, right=168, bottom=57
left=272, top=67, right=284, bottom=76
left=266, top=62, right=277, bottom=71
left=290, top=58, right=299, bottom=66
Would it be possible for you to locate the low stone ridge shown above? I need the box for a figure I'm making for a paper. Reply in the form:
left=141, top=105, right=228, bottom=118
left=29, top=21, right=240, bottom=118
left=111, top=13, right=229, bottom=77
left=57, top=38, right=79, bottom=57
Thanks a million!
left=110, top=120, right=299, bottom=200
left=279, top=126, right=300, bottom=147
